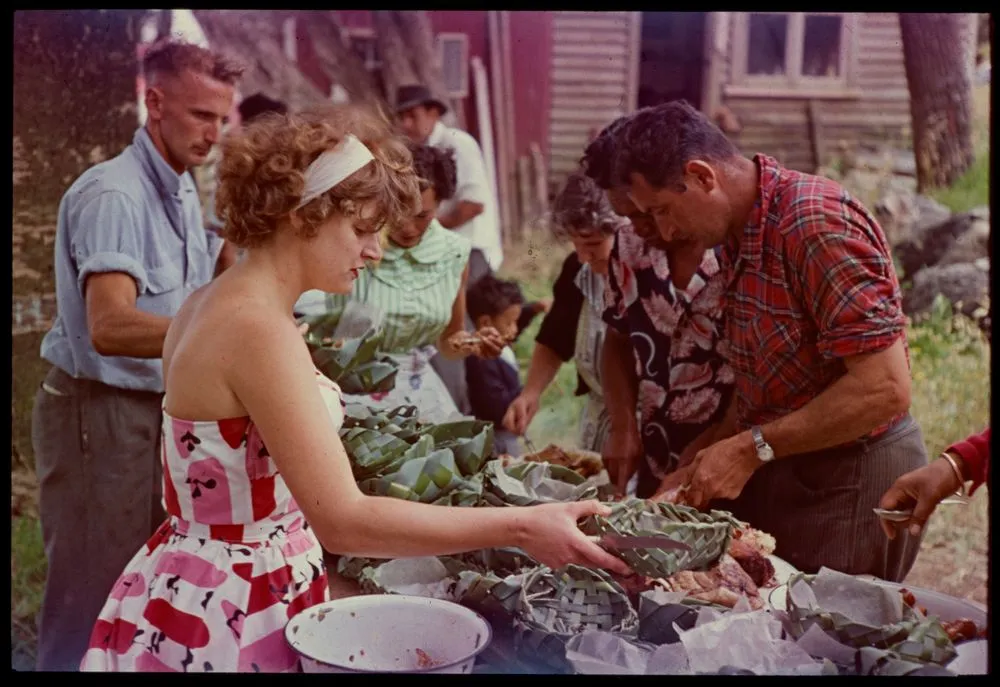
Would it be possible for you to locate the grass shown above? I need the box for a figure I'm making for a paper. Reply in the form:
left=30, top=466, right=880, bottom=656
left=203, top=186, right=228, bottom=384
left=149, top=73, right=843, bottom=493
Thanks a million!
left=928, top=82, right=991, bottom=213
left=501, top=236, right=590, bottom=448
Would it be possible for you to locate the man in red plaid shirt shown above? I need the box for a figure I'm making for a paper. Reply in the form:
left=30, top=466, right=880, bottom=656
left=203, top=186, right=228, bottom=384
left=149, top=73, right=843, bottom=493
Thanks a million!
left=610, top=101, right=926, bottom=581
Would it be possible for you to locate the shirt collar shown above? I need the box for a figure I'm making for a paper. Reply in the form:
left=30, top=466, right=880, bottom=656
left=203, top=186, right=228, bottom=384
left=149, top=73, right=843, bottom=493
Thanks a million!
left=133, top=126, right=193, bottom=198
left=379, top=219, right=448, bottom=264
left=726, top=153, right=781, bottom=272
left=426, top=120, right=447, bottom=147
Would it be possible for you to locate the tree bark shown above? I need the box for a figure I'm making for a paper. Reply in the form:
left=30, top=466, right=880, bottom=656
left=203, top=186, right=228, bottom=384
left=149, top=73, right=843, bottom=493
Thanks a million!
left=372, top=11, right=419, bottom=108
left=899, top=13, right=975, bottom=192
left=373, top=11, right=460, bottom=127
left=193, top=10, right=326, bottom=110
left=297, top=11, right=383, bottom=107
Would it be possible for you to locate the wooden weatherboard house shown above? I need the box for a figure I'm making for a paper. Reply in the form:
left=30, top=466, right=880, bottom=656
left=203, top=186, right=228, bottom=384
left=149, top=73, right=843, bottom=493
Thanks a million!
left=215, top=10, right=913, bottom=237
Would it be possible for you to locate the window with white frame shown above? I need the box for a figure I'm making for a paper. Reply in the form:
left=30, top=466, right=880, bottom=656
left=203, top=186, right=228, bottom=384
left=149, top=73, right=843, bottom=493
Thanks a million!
left=344, top=27, right=382, bottom=73
left=438, top=33, right=469, bottom=98
left=733, top=12, right=858, bottom=92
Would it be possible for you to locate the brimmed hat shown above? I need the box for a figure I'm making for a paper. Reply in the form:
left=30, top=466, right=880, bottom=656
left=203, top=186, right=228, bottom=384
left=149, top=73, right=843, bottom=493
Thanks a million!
left=394, top=84, right=449, bottom=115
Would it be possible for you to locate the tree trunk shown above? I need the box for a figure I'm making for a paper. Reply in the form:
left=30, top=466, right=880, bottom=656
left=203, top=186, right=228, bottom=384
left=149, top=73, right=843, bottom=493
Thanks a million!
left=372, top=11, right=419, bottom=108
left=193, top=10, right=326, bottom=110
left=899, top=13, right=975, bottom=192
left=296, top=11, right=383, bottom=107
left=373, top=11, right=460, bottom=127
left=13, top=10, right=146, bottom=222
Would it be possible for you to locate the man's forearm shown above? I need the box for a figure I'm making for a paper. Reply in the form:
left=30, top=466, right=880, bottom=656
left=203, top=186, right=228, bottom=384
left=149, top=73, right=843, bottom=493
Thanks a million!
left=90, top=310, right=172, bottom=359
left=758, top=361, right=908, bottom=459
left=601, top=328, right=639, bottom=430
left=439, top=200, right=484, bottom=229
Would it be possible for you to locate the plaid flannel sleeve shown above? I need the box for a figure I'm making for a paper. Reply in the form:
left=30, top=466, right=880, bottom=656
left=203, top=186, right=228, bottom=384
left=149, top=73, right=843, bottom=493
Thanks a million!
left=786, top=195, right=906, bottom=360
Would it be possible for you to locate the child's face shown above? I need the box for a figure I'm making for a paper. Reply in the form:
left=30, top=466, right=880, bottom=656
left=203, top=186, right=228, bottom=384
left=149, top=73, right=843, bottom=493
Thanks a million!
left=477, top=303, right=522, bottom=342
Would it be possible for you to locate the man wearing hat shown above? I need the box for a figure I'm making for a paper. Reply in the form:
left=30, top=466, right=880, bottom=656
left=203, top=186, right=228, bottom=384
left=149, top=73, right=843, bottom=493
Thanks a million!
left=395, top=84, right=504, bottom=275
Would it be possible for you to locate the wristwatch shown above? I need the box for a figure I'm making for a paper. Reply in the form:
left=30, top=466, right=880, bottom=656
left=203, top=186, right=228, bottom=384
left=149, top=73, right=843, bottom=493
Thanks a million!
left=750, top=426, right=775, bottom=463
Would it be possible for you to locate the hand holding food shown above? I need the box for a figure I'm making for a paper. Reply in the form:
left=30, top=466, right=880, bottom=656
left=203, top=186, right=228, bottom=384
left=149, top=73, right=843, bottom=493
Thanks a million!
left=447, top=326, right=510, bottom=358
left=878, top=453, right=966, bottom=539
left=679, top=432, right=759, bottom=510
left=503, top=391, right=540, bottom=435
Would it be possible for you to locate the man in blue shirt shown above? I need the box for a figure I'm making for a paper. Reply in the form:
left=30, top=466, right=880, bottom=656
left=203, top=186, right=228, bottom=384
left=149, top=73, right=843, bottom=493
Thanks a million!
left=31, top=39, right=242, bottom=671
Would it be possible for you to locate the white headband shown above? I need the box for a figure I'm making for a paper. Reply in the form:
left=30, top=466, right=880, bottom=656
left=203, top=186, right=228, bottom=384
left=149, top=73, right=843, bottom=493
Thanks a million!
left=295, top=134, right=375, bottom=210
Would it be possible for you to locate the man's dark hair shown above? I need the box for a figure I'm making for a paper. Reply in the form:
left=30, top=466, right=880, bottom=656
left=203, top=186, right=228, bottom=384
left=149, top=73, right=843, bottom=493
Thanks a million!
left=467, top=274, right=525, bottom=322
left=238, top=93, right=287, bottom=124
left=551, top=171, right=620, bottom=238
left=580, top=115, right=631, bottom=190
left=409, top=143, right=458, bottom=201
left=612, top=100, right=740, bottom=191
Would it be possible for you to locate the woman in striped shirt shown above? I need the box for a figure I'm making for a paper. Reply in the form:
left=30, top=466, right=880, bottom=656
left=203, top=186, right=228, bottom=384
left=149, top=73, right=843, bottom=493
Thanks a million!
left=296, top=144, right=505, bottom=424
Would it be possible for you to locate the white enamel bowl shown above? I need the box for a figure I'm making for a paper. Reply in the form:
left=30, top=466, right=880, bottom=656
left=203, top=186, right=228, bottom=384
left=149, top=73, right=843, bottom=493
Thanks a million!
left=285, top=594, right=492, bottom=674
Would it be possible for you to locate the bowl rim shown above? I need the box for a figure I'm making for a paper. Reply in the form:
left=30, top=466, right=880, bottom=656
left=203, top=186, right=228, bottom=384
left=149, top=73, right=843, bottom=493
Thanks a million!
left=284, top=594, right=494, bottom=673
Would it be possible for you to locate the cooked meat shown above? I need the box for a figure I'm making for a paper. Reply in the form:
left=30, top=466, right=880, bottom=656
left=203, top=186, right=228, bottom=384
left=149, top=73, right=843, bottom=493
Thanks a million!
left=447, top=331, right=484, bottom=356
left=610, top=573, right=660, bottom=606
left=731, top=526, right=776, bottom=556
left=523, top=444, right=604, bottom=478
left=659, top=554, right=764, bottom=610
left=728, top=537, right=776, bottom=587
left=941, top=619, right=980, bottom=643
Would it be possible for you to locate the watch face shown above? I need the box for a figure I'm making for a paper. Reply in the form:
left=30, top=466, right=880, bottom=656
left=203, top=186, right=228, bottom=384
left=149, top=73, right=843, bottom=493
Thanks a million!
left=759, top=445, right=775, bottom=462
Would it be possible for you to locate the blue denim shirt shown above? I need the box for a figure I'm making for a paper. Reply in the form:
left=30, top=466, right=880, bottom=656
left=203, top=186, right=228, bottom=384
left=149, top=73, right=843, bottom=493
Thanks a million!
left=40, top=127, right=223, bottom=393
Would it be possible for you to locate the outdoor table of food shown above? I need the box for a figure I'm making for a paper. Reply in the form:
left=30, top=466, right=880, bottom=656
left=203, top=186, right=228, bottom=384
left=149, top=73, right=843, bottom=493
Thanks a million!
left=288, top=324, right=988, bottom=675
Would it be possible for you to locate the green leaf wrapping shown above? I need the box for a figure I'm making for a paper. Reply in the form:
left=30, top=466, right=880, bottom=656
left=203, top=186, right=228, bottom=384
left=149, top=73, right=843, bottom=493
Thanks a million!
left=423, top=420, right=495, bottom=476
left=456, top=565, right=639, bottom=672
left=300, top=316, right=399, bottom=394
left=784, top=572, right=958, bottom=666
left=579, top=497, right=741, bottom=578
left=337, top=405, right=495, bottom=504
left=358, top=448, right=477, bottom=503
left=480, top=460, right=598, bottom=507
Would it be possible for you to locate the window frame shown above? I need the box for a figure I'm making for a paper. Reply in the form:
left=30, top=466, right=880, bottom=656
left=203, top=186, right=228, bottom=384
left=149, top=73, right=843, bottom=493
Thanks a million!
left=342, top=26, right=383, bottom=73
left=729, top=12, right=860, bottom=98
left=437, top=32, right=470, bottom=99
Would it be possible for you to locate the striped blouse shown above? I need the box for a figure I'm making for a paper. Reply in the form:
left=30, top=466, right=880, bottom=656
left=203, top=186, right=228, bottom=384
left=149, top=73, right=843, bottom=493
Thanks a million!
left=295, top=220, right=471, bottom=354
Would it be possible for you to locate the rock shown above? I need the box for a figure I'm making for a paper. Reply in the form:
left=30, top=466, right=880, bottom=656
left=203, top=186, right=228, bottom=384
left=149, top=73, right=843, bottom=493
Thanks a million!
left=902, top=263, right=989, bottom=321
left=893, top=212, right=981, bottom=280
left=937, top=213, right=990, bottom=268
left=873, top=189, right=952, bottom=248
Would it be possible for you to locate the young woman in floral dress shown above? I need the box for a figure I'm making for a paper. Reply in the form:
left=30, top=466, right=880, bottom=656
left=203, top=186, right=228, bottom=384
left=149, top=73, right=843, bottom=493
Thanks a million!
left=79, top=107, right=629, bottom=673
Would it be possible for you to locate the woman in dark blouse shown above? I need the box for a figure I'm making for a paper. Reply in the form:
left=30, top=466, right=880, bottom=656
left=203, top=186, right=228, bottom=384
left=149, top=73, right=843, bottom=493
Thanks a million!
left=503, top=172, right=627, bottom=452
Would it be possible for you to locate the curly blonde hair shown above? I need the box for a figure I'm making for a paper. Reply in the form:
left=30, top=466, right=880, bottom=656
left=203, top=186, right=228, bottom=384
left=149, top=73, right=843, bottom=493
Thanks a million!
left=215, top=104, right=421, bottom=248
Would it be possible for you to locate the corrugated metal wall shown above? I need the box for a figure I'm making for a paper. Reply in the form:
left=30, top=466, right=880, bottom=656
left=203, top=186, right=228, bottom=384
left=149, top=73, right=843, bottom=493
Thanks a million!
left=547, top=11, right=637, bottom=194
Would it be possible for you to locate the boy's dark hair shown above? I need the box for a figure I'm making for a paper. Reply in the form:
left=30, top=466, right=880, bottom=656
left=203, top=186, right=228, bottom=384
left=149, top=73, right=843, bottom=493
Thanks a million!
left=238, top=93, right=287, bottom=124
left=467, top=274, right=525, bottom=322
left=408, top=143, right=458, bottom=201
left=612, top=100, right=740, bottom=191
left=580, top=115, right=631, bottom=190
